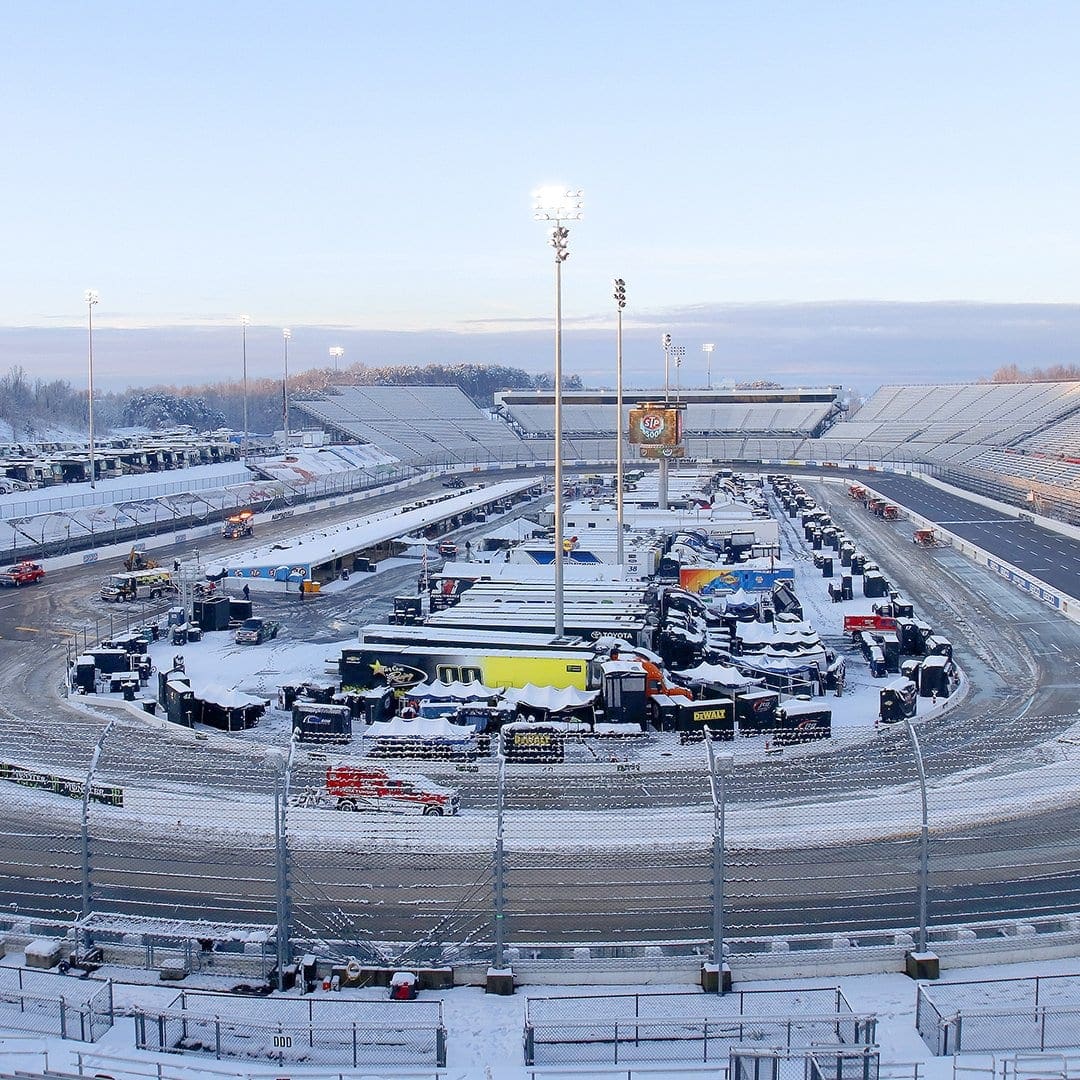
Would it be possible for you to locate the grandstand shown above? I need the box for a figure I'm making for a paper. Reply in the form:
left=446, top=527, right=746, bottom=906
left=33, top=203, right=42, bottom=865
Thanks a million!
left=496, top=389, right=841, bottom=441
left=292, top=385, right=538, bottom=464
left=289, top=380, right=1079, bottom=523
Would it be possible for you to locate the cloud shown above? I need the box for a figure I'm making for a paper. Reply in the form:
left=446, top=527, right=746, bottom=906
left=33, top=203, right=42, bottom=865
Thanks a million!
left=1, top=301, right=1077, bottom=393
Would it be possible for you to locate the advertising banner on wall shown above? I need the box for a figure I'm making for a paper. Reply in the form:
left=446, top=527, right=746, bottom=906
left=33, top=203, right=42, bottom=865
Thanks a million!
left=679, top=566, right=795, bottom=595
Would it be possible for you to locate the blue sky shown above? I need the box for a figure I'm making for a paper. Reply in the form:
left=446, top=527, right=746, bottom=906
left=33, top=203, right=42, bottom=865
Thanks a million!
left=2, top=1, right=1078, bottom=389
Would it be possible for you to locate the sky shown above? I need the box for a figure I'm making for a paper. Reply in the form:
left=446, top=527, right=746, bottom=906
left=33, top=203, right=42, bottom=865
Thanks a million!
left=2, top=1, right=1079, bottom=390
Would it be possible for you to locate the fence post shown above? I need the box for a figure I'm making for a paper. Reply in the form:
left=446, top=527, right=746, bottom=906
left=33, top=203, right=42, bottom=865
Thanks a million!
left=274, top=745, right=296, bottom=991
left=436, top=1024, right=447, bottom=1068
left=215, top=1017, right=221, bottom=1059
left=703, top=734, right=735, bottom=992
left=905, top=717, right=931, bottom=952
left=493, top=751, right=507, bottom=971
left=524, top=1024, right=534, bottom=1066
left=79, top=720, right=114, bottom=953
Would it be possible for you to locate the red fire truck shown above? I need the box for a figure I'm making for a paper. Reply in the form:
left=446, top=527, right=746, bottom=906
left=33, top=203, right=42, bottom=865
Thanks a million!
left=0, top=561, right=45, bottom=587
left=291, top=766, right=460, bottom=816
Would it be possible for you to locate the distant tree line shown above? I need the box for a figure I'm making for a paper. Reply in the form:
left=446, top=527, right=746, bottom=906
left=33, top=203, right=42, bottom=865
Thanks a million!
left=984, top=363, right=1080, bottom=383
left=0, top=361, right=581, bottom=439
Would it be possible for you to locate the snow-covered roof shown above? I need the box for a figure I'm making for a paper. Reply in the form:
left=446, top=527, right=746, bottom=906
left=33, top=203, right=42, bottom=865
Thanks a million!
left=366, top=716, right=476, bottom=742
left=673, top=661, right=760, bottom=688
left=213, top=477, right=538, bottom=576
left=502, top=684, right=600, bottom=711
left=404, top=679, right=503, bottom=701
left=199, top=684, right=269, bottom=709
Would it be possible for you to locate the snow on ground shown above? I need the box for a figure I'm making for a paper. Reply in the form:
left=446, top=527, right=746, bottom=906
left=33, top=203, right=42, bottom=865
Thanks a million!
left=0, top=458, right=252, bottom=512
left=2, top=955, right=1080, bottom=1079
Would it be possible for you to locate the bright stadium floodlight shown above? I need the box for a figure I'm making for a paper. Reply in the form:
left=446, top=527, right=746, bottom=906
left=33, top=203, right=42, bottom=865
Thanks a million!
left=532, top=186, right=584, bottom=638
left=702, top=343, right=715, bottom=390
left=84, top=290, right=100, bottom=489
left=329, top=345, right=344, bottom=374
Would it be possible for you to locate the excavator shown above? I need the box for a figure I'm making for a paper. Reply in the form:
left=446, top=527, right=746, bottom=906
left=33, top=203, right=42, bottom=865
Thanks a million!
left=123, top=546, right=158, bottom=572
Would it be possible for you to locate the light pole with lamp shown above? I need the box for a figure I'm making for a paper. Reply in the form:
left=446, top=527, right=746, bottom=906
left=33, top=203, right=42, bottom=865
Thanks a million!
left=904, top=716, right=938, bottom=978
left=241, top=315, right=250, bottom=461
left=702, top=343, right=715, bottom=391
left=662, top=332, right=672, bottom=397
left=703, top=736, right=735, bottom=993
left=671, top=345, right=685, bottom=403
left=329, top=345, right=344, bottom=375
left=659, top=333, right=673, bottom=511
left=614, top=279, right=627, bottom=570
left=84, top=290, right=99, bottom=489
left=282, top=328, right=292, bottom=449
left=533, top=186, right=583, bottom=639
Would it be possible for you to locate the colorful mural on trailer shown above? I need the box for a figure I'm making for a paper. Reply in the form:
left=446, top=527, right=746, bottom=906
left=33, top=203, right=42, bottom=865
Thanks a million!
left=679, top=566, right=795, bottom=595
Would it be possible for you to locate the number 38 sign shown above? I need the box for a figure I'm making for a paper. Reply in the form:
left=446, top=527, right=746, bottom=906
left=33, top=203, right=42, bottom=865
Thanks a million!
left=629, top=406, right=681, bottom=446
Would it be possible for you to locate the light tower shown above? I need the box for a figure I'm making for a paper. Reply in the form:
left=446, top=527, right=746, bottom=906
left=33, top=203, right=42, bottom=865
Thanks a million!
left=282, top=328, right=292, bottom=448
left=532, top=185, right=584, bottom=639
left=84, top=290, right=99, bottom=489
left=702, top=343, right=715, bottom=391
left=241, top=315, right=250, bottom=461
left=329, top=346, right=344, bottom=375
left=613, top=278, right=627, bottom=569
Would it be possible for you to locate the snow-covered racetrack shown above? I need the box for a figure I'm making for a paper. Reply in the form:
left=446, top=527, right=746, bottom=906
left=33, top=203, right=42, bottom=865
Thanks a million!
left=0, top=466, right=1077, bottom=972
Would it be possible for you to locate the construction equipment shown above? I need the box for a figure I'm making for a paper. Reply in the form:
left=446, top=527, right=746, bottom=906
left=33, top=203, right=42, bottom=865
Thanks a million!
left=222, top=509, right=255, bottom=539
left=123, top=546, right=157, bottom=572
left=913, top=528, right=944, bottom=547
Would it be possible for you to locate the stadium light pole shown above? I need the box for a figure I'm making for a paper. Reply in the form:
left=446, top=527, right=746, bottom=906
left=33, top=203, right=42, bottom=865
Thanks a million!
left=84, top=290, right=99, bottom=489
left=614, top=279, right=627, bottom=569
left=329, top=345, right=344, bottom=376
left=663, top=332, right=672, bottom=400
left=671, top=345, right=685, bottom=404
left=659, top=333, right=673, bottom=511
left=702, top=343, right=715, bottom=391
left=533, top=185, right=583, bottom=639
left=282, top=328, right=292, bottom=449
left=241, top=315, right=250, bottom=462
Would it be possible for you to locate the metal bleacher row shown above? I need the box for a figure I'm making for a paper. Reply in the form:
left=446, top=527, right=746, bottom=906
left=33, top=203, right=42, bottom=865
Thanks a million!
left=294, top=386, right=539, bottom=463
left=499, top=400, right=833, bottom=438
left=291, top=381, right=1080, bottom=501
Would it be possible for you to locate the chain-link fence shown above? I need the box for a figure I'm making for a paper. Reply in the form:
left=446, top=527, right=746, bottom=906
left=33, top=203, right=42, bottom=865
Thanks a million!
left=134, top=990, right=446, bottom=1068
left=523, top=987, right=874, bottom=1067
left=918, top=975, right=1080, bottom=1055
left=0, top=967, right=113, bottom=1042
left=732, top=1045, right=881, bottom=1080
left=3, top=705, right=1080, bottom=980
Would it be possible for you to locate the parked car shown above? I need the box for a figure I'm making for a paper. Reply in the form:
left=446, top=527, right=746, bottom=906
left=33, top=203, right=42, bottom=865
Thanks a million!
left=235, top=617, right=280, bottom=645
